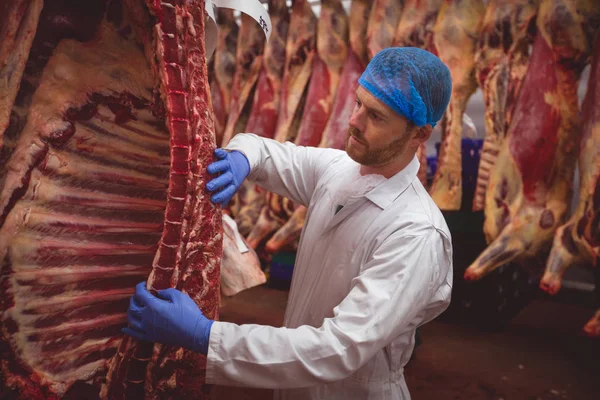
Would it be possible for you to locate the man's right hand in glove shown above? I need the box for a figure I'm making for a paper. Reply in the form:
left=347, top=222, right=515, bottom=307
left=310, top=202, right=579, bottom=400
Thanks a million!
left=206, top=148, right=250, bottom=206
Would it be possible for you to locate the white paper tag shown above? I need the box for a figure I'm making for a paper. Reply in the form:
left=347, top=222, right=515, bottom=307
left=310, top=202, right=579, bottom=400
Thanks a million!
left=204, top=0, right=271, bottom=60
left=205, top=0, right=219, bottom=60
left=222, top=214, right=250, bottom=254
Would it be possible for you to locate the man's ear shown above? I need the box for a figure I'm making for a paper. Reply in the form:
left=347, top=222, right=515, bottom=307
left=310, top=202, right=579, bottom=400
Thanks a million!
left=409, top=124, right=432, bottom=148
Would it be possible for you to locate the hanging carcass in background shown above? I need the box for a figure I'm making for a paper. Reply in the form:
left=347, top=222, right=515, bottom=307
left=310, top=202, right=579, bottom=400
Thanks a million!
left=318, top=0, right=372, bottom=151
left=464, top=0, right=600, bottom=283
left=393, top=0, right=443, bottom=187
left=273, top=0, right=317, bottom=144
left=366, top=0, right=405, bottom=60
left=293, top=0, right=349, bottom=150
left=393, top=0, right=440, bottom=53
left=209, top=9, right=238, bottom=147
left=540, top=32, right=600, bottom=337
left=429, top=0, right=485, bottom=210
left=220, top=11, right=266, bottom=146
left=244, top=0, right=290, bottom=141
left=0, top=0, right=232, bottom=397
left=0, top=0, right=44, bottom=153
left=234, top=0, right=290, bottom=237
left=472, top=0, right=538, bottom=212
left=246, top=0, right=317, bottom=249
left=265, top=0, right=350, bottom=253
left=247, top=192, right=297, bottom=250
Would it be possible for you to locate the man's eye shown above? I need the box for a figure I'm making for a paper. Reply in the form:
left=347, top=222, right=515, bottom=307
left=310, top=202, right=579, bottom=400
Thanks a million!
left=369, top=111, right=380, bottom=121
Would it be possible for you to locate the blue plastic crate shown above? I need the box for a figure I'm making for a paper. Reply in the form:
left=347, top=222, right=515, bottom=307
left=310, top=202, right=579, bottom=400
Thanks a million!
left=429, top=138, right=484, bottom=189
left=270, top=252, right=296, bottom=282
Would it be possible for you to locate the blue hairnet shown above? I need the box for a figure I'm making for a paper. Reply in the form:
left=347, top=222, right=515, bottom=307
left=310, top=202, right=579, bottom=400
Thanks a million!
left=358, top=47, right=452, bottom=128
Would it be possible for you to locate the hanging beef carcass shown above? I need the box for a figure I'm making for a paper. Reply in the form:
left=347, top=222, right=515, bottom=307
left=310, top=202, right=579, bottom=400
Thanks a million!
left=209, top=9, right=238, bottom=147
left=246, top=0, right=317, bottom=249
left=366, top=0, right=405, bottom=61
left=0, top=0, right=253, bottom=397
left=464, top=0, right=600, bottom=282
left=293, top=0, right=349, bottom=150
left=273, top=0, right=317, bottom=144
left=264, top=0, right=350, bottom=253
left=393, top=0, right=443, bottom=187
left=219, top=11, right=266, bottom=146
left=232, top=0, right=290, bottom=237
left=540, top=32, right=600, bottom=337
left=471, top=0, right=538, bottom=211
left=244, top=0, right=290, bottom=142
left=318, top=0, right=372, bottom=152
left=393, top=0, right=440, bottom=54
left=428, top=0, right=485, bottom=210
left=246, top=192, right=296, bottom=250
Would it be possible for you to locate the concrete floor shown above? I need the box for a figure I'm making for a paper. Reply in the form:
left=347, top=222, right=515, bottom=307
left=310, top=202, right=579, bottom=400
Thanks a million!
left=210, top=285, right=599, bottom=400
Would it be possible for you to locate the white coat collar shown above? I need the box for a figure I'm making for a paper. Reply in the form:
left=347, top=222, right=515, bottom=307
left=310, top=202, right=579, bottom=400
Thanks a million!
left=365, top=155, right=420, bottom=210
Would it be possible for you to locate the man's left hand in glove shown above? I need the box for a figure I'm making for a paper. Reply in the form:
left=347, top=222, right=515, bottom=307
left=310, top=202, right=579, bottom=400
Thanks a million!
left=123, top=282, right=214, bottom=355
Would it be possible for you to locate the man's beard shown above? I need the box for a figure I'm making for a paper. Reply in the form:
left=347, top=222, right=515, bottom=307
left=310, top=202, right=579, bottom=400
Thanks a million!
left=346, top=126, right=411, bottom=166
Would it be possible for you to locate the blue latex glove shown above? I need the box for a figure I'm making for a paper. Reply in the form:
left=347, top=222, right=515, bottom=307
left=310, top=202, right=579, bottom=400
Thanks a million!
left=206, top=148, right=250, bottom=206
left=123, top=282, right=214, bottom=355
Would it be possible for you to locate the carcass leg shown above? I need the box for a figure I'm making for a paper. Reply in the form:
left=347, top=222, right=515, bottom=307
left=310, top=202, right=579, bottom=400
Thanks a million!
left=429, top=0, right=485, bottom=210
left=0, top=0, right=43, bottom=150
left=583, top=309, right=600, bottom=337
left=246, top=192, right=295, bottom=250
left=366, top=0, right=404, bottom=60
left=266, top=205, right=307, bottom=253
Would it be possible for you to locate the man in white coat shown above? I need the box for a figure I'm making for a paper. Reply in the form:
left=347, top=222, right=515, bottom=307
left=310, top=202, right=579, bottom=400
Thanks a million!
left=124, top=47, right=454, bottom=399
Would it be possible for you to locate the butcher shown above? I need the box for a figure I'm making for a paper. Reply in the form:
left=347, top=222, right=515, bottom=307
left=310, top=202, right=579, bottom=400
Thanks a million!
left=124, top=47, right=454, bottom=399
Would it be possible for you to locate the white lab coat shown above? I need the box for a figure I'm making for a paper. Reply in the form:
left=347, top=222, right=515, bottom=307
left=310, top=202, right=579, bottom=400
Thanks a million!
left=206, top=134, right=453, bottom=399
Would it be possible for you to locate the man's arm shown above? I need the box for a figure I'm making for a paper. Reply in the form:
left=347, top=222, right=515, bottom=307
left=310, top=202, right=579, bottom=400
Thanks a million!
left=225, top=133, right=345, bottom=207
left=205, top=227, right=452, bottom=389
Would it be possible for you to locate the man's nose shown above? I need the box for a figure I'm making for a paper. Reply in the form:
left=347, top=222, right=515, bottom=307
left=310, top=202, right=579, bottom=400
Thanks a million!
left=349, top=106, right=366, bottom=132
